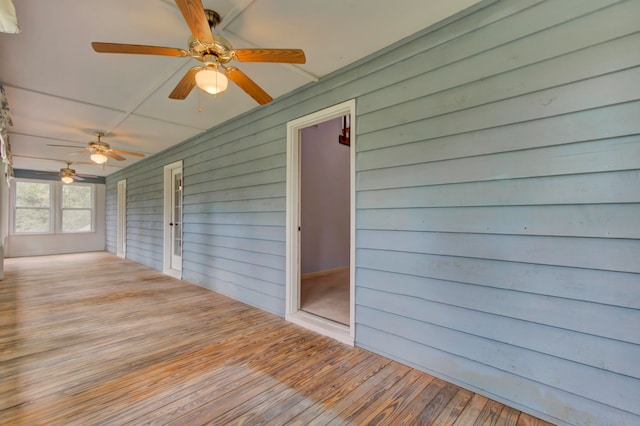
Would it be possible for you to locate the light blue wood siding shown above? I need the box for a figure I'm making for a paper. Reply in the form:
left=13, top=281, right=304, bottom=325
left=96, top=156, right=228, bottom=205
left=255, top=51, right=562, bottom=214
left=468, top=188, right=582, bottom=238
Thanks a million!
left=106, top=1, right=640, bottom=424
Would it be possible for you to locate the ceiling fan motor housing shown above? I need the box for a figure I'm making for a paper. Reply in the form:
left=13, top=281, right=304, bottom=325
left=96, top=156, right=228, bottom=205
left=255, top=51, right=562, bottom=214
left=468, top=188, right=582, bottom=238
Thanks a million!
left=89, top=141, right=110, bottom=151
left=185, top=10, right=233, bottom=64
left=188, top=36, right=233, bottom=64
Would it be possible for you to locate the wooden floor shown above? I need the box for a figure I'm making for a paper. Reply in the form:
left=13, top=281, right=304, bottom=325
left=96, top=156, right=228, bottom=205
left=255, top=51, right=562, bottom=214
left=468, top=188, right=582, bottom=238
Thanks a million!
left=0, top=252, right=554, bottom=425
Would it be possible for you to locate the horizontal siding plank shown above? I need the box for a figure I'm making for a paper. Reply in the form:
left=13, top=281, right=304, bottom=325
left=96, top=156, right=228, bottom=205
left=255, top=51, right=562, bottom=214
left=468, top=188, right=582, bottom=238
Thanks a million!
left=357, top=0, right=625, bottom=115
left=358, top=171, right=640, bottom=208
left=184, top=233, right=284, bottom=257
left=359, top=68, right=640, bottom=151
left=186, top=167, right=285, bottom=193
left=183, top=223, right=284, bottom=242
left=183, top=212, right=284, bottom=227
left=357, top=204, right=640, bottom=238
left=187, top=154, right=286, bottom=186
left=185, top=251, right=285, bottom=284
left=356, top=263, right=640, bottom=343
left=125, top=220, right=163, bottom=231
left=356, top=325, right=638, bottom=426
left=357, top=251, right=640, bottom=309
left=183, top=242, right=284, bottom=271
left=124, top=206, right=163, bottom=215
left=187, top=129, right=283, bottom=168
left=183, top=268, right=283, bottom=316
left=184, top=182, right=284, bottom=205
left=357, top=307, right=640, bottom=415
left=358, top=100, right=640, bottom=170
left=344, top=0, right=543, bottom=108
left=360, top=10, right=640, bottom=123
left=187, top=139, right=285, bottom=175
left=183, top=197, right=284, bottom=215
left=358, top=136, right=640, bottom=190
left=125, top=250, right=162, bottom=271
left=358, top=230, right=640, bottom=273
left=184, top=120, right=284, bottom=162
left=357, top=290, right=640, bottom=379
left=182, top=260, right=284, bottom=298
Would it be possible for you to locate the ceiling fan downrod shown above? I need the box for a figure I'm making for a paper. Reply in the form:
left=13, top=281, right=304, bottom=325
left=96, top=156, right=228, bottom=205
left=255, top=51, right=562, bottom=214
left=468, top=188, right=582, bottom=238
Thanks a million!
left=205, top=9, right=221, bottom=29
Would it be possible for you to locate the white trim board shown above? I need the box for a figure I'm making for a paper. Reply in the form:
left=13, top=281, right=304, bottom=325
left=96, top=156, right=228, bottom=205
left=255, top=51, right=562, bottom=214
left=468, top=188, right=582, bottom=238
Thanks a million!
left=285, top=99, right=356, bottom=346
left=163, top=160, right=183, bottom=279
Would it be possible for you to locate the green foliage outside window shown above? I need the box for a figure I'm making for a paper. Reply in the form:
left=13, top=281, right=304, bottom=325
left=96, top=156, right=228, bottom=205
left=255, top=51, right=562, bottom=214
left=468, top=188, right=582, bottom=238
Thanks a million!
left=14, top=181, right=94, bottom=234
left=63, top=185, right=92, bottom=208
left=15, top=182, right=51, bottom=233
left=16, top=182, right=50, bottom=207
left=62, top=185, right=93, bottom=232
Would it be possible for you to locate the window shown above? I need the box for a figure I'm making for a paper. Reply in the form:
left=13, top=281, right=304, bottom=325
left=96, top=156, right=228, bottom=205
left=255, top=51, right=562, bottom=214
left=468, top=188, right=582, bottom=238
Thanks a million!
left=62, top=185, right=93, bottom=232
left=12, top=179, right=95, bottom=234
left=14, top=181, right=52, bottom=233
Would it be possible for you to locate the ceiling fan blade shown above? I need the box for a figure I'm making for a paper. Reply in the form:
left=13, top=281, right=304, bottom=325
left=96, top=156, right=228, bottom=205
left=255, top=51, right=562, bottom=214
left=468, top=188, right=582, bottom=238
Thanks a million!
left=175, top=0, right=213, bottom=44
left=226, top=67, right=273, bottom=105
left=73, top=176, right=86, bottom=181
left=112, top=149, right=145, bottom=157
left=92, top=42, right=189, bottom=57
left=105, top=151, right=126, bottom=161
left=233, top=49, right=306, bottom=64
left=47, top=144, right=84, bottom=148
left=169, top=67, right=200, bottom=100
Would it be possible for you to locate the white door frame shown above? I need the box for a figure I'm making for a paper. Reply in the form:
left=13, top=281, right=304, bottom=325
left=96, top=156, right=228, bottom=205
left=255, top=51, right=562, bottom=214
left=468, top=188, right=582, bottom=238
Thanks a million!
left=285, top=99, right=356, bottom=346
left=163, top=160, right=183, bottom=278
left=116, top=179, right=127, bottom=258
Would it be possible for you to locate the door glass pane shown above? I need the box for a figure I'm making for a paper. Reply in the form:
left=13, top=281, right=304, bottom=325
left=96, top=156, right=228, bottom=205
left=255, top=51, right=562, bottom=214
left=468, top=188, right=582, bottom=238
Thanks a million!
left=174, top=223, right=182, bottom=256
left=173, top=172, right=182, bottom=257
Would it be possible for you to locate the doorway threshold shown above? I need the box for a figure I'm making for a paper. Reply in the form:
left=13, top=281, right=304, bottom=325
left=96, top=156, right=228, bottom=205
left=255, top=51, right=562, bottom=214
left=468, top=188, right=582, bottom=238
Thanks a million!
left=286, top=310, right=354, bottom=346
left=163, top=269, right=181, bottom=279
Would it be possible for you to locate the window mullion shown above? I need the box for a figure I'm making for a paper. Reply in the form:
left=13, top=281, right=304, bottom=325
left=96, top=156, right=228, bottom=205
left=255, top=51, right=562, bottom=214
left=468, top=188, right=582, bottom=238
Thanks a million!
left=54, top=181, right=61, bottom=233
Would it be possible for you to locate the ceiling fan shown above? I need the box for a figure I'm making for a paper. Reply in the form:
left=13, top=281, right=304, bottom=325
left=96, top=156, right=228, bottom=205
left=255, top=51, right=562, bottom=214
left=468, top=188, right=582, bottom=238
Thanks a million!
left=38, top=162, right=97, bottom=184
left=59, top=162, right=93, bottom=184
left=48, top=132, right=145, bottom=165
left=91, top=0, right=306, bottom=105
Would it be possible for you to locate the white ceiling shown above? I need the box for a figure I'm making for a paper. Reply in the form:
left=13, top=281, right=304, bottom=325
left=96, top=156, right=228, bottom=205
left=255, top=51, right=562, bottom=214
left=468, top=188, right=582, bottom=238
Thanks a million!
left=0, top=0, right=480, bottom=178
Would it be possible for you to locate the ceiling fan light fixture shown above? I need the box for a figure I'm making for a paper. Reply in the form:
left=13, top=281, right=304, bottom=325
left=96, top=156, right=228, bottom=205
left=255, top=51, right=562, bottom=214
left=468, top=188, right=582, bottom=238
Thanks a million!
left=90, top=152, right=108, bottom=164
left=61, top=175, right=74, bottom=184
left=195, top=68, right=228, bottom=94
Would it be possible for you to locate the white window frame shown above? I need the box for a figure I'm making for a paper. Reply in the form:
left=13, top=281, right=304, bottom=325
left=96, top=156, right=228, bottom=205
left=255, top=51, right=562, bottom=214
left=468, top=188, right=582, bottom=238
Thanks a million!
left=13, top=180, right=54, bottom=234
left=60, top=183, right=95, bottom=233
left=11, top=178, right=96, bottom=235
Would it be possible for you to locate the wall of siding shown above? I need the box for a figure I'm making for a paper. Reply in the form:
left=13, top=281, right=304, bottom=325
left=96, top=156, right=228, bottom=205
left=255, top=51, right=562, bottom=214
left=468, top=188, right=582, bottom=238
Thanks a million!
left=106, top=1, right=640, bottom=424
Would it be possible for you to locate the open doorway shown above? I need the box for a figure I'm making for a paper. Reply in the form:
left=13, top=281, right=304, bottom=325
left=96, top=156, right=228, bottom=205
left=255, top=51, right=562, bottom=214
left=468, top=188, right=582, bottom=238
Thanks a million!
left=299, top=118, right=350, bottom=325
left=286, top=100, right=355, bottom=345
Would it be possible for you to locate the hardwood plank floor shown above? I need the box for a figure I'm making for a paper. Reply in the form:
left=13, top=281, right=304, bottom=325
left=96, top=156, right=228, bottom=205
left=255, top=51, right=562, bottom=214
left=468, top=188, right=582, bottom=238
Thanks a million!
left=0, top=252, right=555, bottom=425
